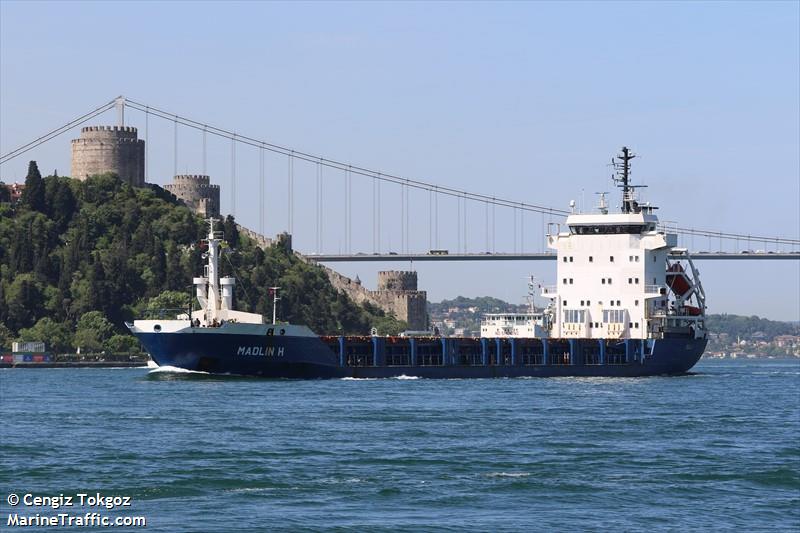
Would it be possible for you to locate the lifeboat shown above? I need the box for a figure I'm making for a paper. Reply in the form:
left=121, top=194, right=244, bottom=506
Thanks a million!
left=684, top=305, right=702, bottom=316
left=666, top=263, right=691, bottom=296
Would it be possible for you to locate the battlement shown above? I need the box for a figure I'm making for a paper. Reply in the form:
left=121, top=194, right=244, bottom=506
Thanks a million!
left=378, top=271, right=418, bottom=291
left=173, top=174, right=211, bottom=184
left=71, top=137, right=143, bottom=144
left=81, top=125, right=138, bottom=133
left=164, top=183, right=220, bottom=190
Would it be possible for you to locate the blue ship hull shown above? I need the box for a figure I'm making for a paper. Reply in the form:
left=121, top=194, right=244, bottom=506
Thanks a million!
left=134, top=327, right=707, bottom=378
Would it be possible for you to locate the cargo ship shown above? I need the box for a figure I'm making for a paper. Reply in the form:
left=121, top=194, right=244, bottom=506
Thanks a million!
left=128, top=147, right=708, bottom=378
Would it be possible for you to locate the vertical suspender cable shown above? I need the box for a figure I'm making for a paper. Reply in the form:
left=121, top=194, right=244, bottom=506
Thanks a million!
left=259, top=146, right=265, bottom=235
left=457, top=196, right=462, bottom=253
left=521, top=206, right=525, bottom=253
left=288, top=153, right=294, bottom=234
left=144, top=106, right=149, bottom=182
left=372, top=178, right=377, bottom=253
left=492, top=201, right=496, bottom=253
left=348, top=169, right=352, bottom=254
left=173, top=116, right=178, bottom=178
left=463, top=193, right=467, bottom=253
left=485, top=201, right=489, bottom=253
left=377, top=175, right=381, bottom=252
left=401, top=183, right=405, bottom=254
left=406, top=183, right=410, bottom=253
left=513, top=207, right=517, bottom=254
left=343, top=169, right=348, bottom=254
left=202, top=127, right=207, bottom=176
left=428, top=190, right=433, bottom=251
left=231, top=134, right=237, bottom=217
left=435, top=191, right=439, bottom=249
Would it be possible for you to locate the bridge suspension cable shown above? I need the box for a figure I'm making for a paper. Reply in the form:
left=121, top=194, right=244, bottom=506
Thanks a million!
left=2, top=97, right=798, bottom=249
left=0, top=98, right=117, bottom=165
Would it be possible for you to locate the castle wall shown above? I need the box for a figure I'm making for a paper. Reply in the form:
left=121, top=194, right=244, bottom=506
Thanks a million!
left=71, top=126, right=145, bottom=186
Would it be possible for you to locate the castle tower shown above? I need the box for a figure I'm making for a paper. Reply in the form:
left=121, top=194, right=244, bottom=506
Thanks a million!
left=71, top=126, right=145, bottom=186
left=164, top=175, right=221, bottom=218
left=375, top=271, right=427, bottom=331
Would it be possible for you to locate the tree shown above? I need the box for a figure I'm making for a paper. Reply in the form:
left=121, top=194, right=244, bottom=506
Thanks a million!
left=0, top=182, right=10, bottom=203
left=223, top=215, right=239, bottom=247
left=0, top=323, right=13, bottom=349
left=4, top=273, right=45, bottom=332
left=73, top=311, right=114, bottom=353
left=105, top=334, right=140, bottom=354
left=17, top=317, right=73, bottom=354
left=21, top=161, right=45, bottom=212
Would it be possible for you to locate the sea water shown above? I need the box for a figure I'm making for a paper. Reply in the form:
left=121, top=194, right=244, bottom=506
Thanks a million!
left=1, top=359, right=798, bottom=531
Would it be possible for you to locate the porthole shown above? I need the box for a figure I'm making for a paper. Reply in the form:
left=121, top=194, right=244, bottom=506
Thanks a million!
left=154, top=324, right=162, bottom=332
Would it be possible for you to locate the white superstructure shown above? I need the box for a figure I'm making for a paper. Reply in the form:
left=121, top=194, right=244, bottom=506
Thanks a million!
left=541, top=147, right=706, bottom=342
left=480, top=313, right=546, bottom=338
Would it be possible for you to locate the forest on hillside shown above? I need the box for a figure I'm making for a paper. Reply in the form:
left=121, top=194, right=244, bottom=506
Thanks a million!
left=0, top=162, right=404, bottom=353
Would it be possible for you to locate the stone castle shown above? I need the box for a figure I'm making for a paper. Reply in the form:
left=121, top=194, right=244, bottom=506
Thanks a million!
left=69, top=124, right=427, bottom=329
left=71, top=126, right=145, bottom=186
left=70, top=126, right=220, bottom=217
left=163, top=175, right=220, bottom=218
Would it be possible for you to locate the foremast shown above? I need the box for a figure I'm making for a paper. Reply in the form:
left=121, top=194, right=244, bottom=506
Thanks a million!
left=193, top=219, right=263, bottom=326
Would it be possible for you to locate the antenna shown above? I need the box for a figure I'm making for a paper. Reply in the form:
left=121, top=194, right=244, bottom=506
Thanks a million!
left=527, top=275, right=537, bottom=314
left=594, top=192, right=609, bottom=214
left=269, top=287, right=281, bottom=325
left=612, top=146, right=636, bottom=213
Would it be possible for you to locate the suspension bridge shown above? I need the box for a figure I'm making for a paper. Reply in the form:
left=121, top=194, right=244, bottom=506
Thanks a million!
left=1, top=96, right=798, bottom=262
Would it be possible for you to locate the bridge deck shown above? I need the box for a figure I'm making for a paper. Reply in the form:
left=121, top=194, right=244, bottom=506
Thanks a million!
left=307, top=252, right=800, bottom=262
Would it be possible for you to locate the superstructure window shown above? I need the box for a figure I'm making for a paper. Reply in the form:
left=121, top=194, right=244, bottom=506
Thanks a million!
left=569, top=256, right=574, bottom=262
left=610, top=256, right=614, bottom=262
left=616, top=300, right=621, bottom=306
left=601, top=278, right=606, bottom=285
left=563, top=257, right=567, bottom=263
left=636, top=256, right=640, bottom=262
left=580, top=300, right=584, bottom=306
left=571, top=225, right=646, bottom=235
left=608, top=278, right=612, bottom=285
left=628, top=278, right=632, bottom=284
left=563, top=278, right=567, bottom=284
left=635, top=278, right=639, bottom=284
left=569, top=278, right=574, bottom=284
left=589, top=256, right=593, bottom=262
left=635, top=300, right=639, bottom=306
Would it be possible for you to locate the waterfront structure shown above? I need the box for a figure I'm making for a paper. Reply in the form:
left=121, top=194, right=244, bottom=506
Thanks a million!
left=71, top=126, right=145, bottom=186
left=164, top=175, right=220, bottom=218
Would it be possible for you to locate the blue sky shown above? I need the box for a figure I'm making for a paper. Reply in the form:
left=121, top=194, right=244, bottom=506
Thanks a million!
left=1, top=1, right=798, bottom=320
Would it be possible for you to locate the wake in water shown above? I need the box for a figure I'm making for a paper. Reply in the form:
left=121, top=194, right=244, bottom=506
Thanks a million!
left=148, top=365, right=210, bottom=375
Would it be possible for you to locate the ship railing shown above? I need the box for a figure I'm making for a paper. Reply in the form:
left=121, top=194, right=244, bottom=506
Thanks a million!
left=644, top=285, right=665, bottom=295
left=137, top=308, right=191, bottom=320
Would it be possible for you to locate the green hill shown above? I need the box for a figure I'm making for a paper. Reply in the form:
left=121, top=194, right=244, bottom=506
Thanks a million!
left=0, top=162, right=404, bottom=353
